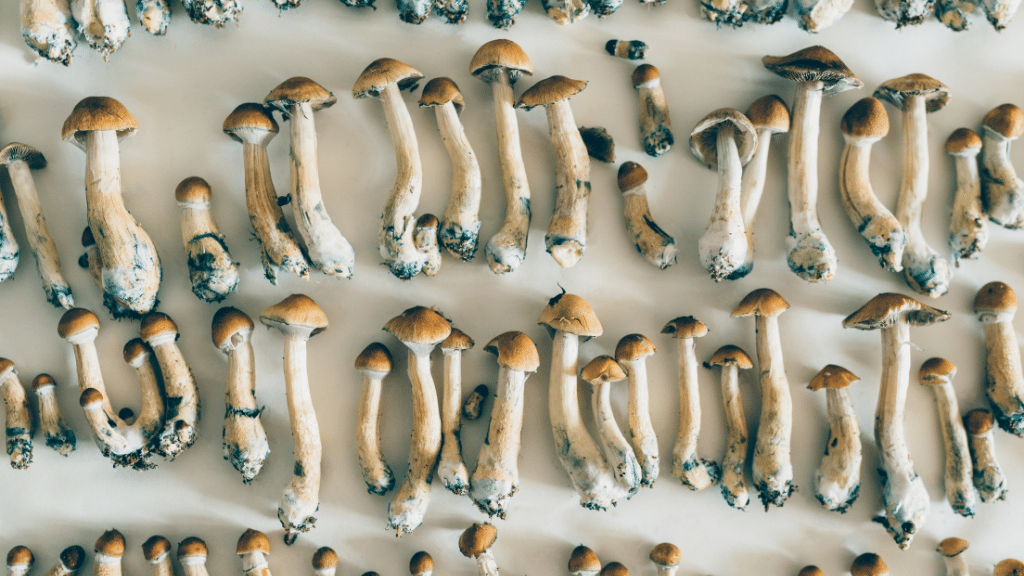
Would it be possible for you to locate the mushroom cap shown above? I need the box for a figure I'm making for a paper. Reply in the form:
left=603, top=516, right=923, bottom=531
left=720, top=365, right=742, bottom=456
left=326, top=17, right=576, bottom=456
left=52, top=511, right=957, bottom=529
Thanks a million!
left=31, top=374, right=56, bottom=391
left=798, top=567, right=824, bottom=576
left=140, top=312, right=179, bottom=342
left=762, top=46, right=862, bottom=96
left=631, top=64, right=660, bottom=86
left=59, top=546, right=86, bottom=570
left=58, top=308, right=100, bottom=339
left=409, top=551, right=433, bottom=575
left=212, top=307, right=255, bottom=350
left=850, top=553, right=887, bottom=576
left=919, top=357, right=957, bottom=386
left=690, top=108, right=757, bottom=169
left=441, top=328, right=475, bottom=351
left=63, top=97, right=138, bottom=144
left=353, top=58, right=423, bottom=99
left=600, top=562, right=629, bottom=576
left=0, top=358, right=14, bottom=379
left=175, top=177, right=212, bottom=204
left=236, top=529, right=270, bottom=555
left=470, top=40, right=533, bottom=83
left=223, top=103, right=279, bottom=143
left=661, top=316, right=708, bottom=339
left=312, top=548, right=338, bottom=570
left=617, top=161, right=648, bottom=191
left=581, top=356, right=626, bottom=384
left=142, top=536, right=171, bottom=561
left=704, top=345, right=753, bottom=369
left=6, top=547, right=32, bottom=567
left=362, top=573, right=382, bottom=576
left=80, top=388, right=104, bottom=407
left=975, top=281, right=1017, bottom=314
left=568, top=546, right=600, bottom=573
left=615, top=334, right=656, bottom=362
left=842, top=293, right=950, bottom=330
left=516, top=76, right=588, bottom=110
left=841, top=98, right=889, bottom=139
left=95, top=530, right=126, bottom=557
left=946, top=128, right=982, bottom=156
left=123, top=338, right=150, bottom=364
left=964, top=408, right=994, bottom=434
left=485, top=331, right=540, bottom=372
left=261, top=294, right=329, bottom=337
left=0, top=143, right=46, bottom=169
left=416, top=213, right=439, bottom=230
left=808, top=364, right=859, bottom=391
left=745, top=95, right=790, bottom=134
left=580, top=126, right=615, bottom=163
left=732, top=288, right=789, bottom=318
left=649, top=543, right=680, bottom=567
left=265, top=77, right=337, bottom=113
left=459, top=523, right=497, bottom=558
left=177, top=538, right=208, bottom=559
left=936, top=537, right=969, bottom=557
left=983, top=104, right=1024, bottom=139
left=995, top=559, right=1024, bottom=576
left=384, top=306, right=452, bottom=345
left=874, top=73, right=950, bottom=113
left=538, top=292, right=603, bottom=339
left=355, top=342, right=394, bottom=373
left=419, top=77, right=465, bottom=113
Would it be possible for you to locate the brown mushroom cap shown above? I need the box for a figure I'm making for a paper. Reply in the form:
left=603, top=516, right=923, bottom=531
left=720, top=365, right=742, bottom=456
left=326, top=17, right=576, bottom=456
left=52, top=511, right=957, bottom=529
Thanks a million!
left=919, top=357, right=957, bottom=386
left=568, top=546, right=600, bottom=573
left=470, top=40, right=533, bottom=84
left=31, top=373, right=56, bottom=391
left=946, top=128, right=982, bottom=155
left=177, top=538, right=208, bottom=559
left=459, top=523, right=497, bottom=558
left=123, top=338, right=150, bottom=364
left=649, top=543, right=680, bottom=567
left=261, top=294, right=329, bottom=337
left=485, top=331, right=540, bottom=372
left=355, top=342, right=394, bottom=373
left=843, top=293, right=950, bottom=330
left=353, top=58, right=423, bottom=99
left=419, top=78, right=465, bottom=113
left=0, top=143, right=46, bottom=169
left=798, top=567, right=824, bottom=576
left=964, top=408, right=994, bottom=434
left=236, top=529, right=270, bottom=555
left=62, top=97, right=138, bottom=144
left=80, top=388, right=104, bottom=407
left=808, top=364, right=859, bottom=391
left=95, top=530, right=126, bottom=557
left=995, top=559, right=1024, bottom=576
left=142, top=536, right=171, bottom=561
left=140, top=312, right=179, bottom=342
left=874, top=73, right=950, bottom=113
left=265, top=77, right=337, bottom=113
left=732, top=288, right=789, bottom=318
left=850, top=553, right=887, bottom=576
left=6, top=547, right=32, bottom=567
left=661, top=316, right=708, bottom=339
left=441, top=328, right=475, bottom=352
left=416, top=214, right=439, bottom=230
left=0, top=358, right=15, bottom=378
left=746, top=95, right=790, bottom=134
left=690, top=108, right=757, bottom=169
left=631, top=64, right=660, bottom=86
left=615, top=334, right=656, bottom=362
left=409, top=551, right=433, bottom=575
left=59, top=546, right=85, bottom=570
left=581, top=355, right=627, bottom=384
left=617, top=161, right=648, bottom=191
left=516, top=76, right=588, bottom=110
left=936, top=537, right=968, bottom=557
left=312, top=547, right=338, bottom=570
left=983, top=104, right=1024, bottom=139
left=975, top=282, right=1017, bottom=314
left=841, top=98, right=889, bottom=140
left=600, top=562, right=629, bottom=576
left=223, top=103, right=279, bottom=144
left=384, top=306, right=452, bottom=345
left=704, top=345, right=753, bottom=370
left=762, top=46, right=862, bottom=96
left=212, top=307, right=255, bottom=350
left=538, top=292, right=603, bottom=339
left=58, top=308, right=100, bottom=339
left=175, top=177, right=213, bottom=204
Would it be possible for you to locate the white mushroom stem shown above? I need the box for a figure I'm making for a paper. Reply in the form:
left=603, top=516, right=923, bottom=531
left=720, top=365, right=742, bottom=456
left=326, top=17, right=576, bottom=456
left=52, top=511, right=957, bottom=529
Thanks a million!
left=795, top=0, right=855, bottom=31
left=839, top=130, right=906, bottom=272
left=486, top=0, right=525, bottom=27
left=484, top=68, right=531, bottom=275
left=439, top=347, right=470, bottom=496
left=414, top=218, right=441, bottom=277
left=135, top=0, right=170, bottom=35
left=620, top=180, right=677, bottom=269
left=544, top=100, right=591, bottom=269
left=967, top=423, right=1007, bottom=502
left=69, top=0, right=130, bottom=59
left=635, top=77, right=673, bottom=157
left=379, top=82, right=427, bottom=280
left=698, top=125, right=747, bottom=282
left=148, top=331, right=200, bottom=459
left=470, top=364, right=528, bottom=517
left=181, top=0, right=241, bottom=25
left=91, top=553, right=121, bottom=576
left=178, top=197, right=240, bottom=303
left=751, top=314, right=794, bottom=509
left=1, top=367, right=33, bottom=469
left=983, top=0, right=1021, bottom=28
left=813, top=386, right=861, bottom=512
left=672, top=338, right=718, bottom=491
left=357, top=369, right=394, bottom=495
left=980, top=310, right=1024, bottom=436
left=980, top=125, right=1024, bottom=229
left=591, top=379, right=642, bottom=495
left=620, top=356, right=658, bottom=487
left=179, top=554, right=208, bottom=576
left=736, top=126, right=776, bottom=278
left=222, top=331, right=270, bottom=483
left=473, top=551, right=499, bottom=576
left=949, top=145, right=986, bottom=262
left=718, top=361, right=749, bottom=510
left=0, top=192, right=19, bottom=283
left=929, top=382, right=978, bottom=517
left=397, top=0, right=432, bottom=23
left=147, top=551, right=172, bottom=576
left=19, top=0, right=77, bottom=65
left=434, top=103, right=482, bottom=261
left=279, top=333, right=322, bottom=544
left=33, top=378, right=76, bottom=456
left=942, top=553, right=969, bottom=576
left=239, top=548, right=270, bottom=576
left=64, top=327, right=114, bottom=417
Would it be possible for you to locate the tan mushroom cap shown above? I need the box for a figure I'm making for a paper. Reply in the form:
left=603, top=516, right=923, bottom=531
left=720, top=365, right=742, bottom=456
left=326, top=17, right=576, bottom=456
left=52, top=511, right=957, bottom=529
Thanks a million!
left=416, top=213, right=439, bottom=229
left=936, top=537, right=968, bottom=557
left=441, top=328, right=475, bottom=352
left=384, top=306, right=452, bottom=345
left=538, top=292, right=603, bottom=339
left=704, top=345, right=753, bottom=370
left=312, top=547, right=338, bottom=570
left=355, top=342, right=394, bottom=373
left=617, top=161, right=648, bottom=191
left=6, top=547, right=32, bottom=567
left=690, top=108, right=757, bottom=169
left=95, top=530, right=126, bottom=557
left=946, top=128, right=982, bottom=155
left=140, top=312, right=179, bottom=342
left=874, top=73, right=950, bottom=113
left=0, top=143, right=46, bottom=169
left=485, top=331, right=540, bottom=372
left=59, top=546, right=86, bottom=570
left=975, top=281, right=1017, bottom=314
left=419, top=77, right=465, bottom=113
left=177, top=538, right=208, bottom=559
left=142, top=536, right=171, bottom=561
left=353, top=58, right=423, bottom=99
left=581, top=355, right=627, bottom=384
left=568, top=546, right=600, bottom=573
left=649, top=543, right=680, bottom=567
left=732, top=288, right=789, bottom=318
left=31, top=374, right=56, bottom=391
left=62, top=97, right=138, bottom=144
left=58, top=308, right=100, bottom=339
left=762, top=46, right=863, bottom=96
left=843, top=293, right=950, bottom=330
left=615, top=334, right=656, bottom=362
left=850, top=553, right=887, bottom=576
left=965, top=408, right=994, bottom=434
left=746, top=95, right=790, bottom=134
left=516, top=76, right=588, bottom=110
left=631, top=64, right=660, bottom=86
left=470, top=39, right=533, bottom=82
left=212, top=307, right=255, bottom=350
left=459, top=523, right=497, bottom=558
left=798, top=567, right=824, bottom=576
left=175, top=176, right=212, bottom=204
left=841, top=98, right=889, bottom=139
left=265, top=77, right=337, bottom=112
left=80, top=388, right=104, bottom=407
left=236, top=529, right=270, bottom=555
left=409, top=551, right=433, bottom=575
left=261, top=294, right=329, bottom=337
left=123, top=338, right=150, bottom=364
left=808, top=364, right=859, bottom=391
left=995, top=559, right=1024, bottom=576
left=0, top=358, right=14, bottom=378
left=919, top=357, right=957, bottom=386
left=661, top=316, right=709, bottom=339
left=223, top=103, right=279, bottom=142
left=600, top=562, right=629, bottom=576
left=983, top=104, right=1024, bottom=139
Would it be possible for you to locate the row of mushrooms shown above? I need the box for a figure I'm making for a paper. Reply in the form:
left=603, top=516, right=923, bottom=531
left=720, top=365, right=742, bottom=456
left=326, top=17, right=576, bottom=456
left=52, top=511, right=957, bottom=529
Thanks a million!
left=701, top=0, right=1019, bottom=29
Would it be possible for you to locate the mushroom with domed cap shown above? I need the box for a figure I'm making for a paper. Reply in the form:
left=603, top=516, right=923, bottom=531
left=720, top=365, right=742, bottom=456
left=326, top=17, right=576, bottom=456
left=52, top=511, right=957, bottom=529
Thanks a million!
left=974, top=281, right=1024, bottom=436
left=213, top=307, right=269, bottom=483
left=600, top=562, right=628, bottom=576
left=980, top=104, right=1024, bottom=229
left=6, top=546, right=32, bottom=576
left=236, top=529, right=272, bottom=576
left=63, top=96, right=161, bottom=318
left=223, top=103, right=310, bottom=283
left=808, top=364, right=862, bottom=513
left=71, top=1, right=130, bottom=59
left=93, top=531, right=125, bottom=576
left=919, top=358, right=979, bottom=517
left=438, top=328, right=474, bottom=495
left=175, top=177, right=240, bottom=302
left=413, top=214, right=442, bottom=276
left=615, top=334, right=659, bottom=487
left=177, top=538, right=209, bottom=576
left=996, top=559, right=1024, bottom=576
left=41, top=546, right=85, bottom=576
left=568, top=546, right=599, bottom=576
left=180, top=0, right=242, bottom=26
left=0, top=359, right=33, bottom=469
left=851, top=554, right=888, bottom=576
left=408, top=552, right=431, bottom=576
left=705, top=345, right=753, bottom=509
left=650, top=543, right=679, bottom=576
left=964, top=408, right=1007, bottom=502
left=937, top=538, right=969, bottom=576
left=616, top=162, right=677, bottom=269
left=460, top=523, right=499, bottom=576
left=946, top=128, right=986, bottom=262
left=763, top=46, right=861, bottom=283
left=19, top=0, right=77, bottom=65
left=356, top=342, right=396, bottom=495
left=312, top=548, right=337, bottom=576
left=143, top=537, right=172, bottom=576
left=632, top=64, right=673, bottom=157
left=383, top=306, right=451, bottom=535
left=260, top=295, right=329, bottom=544
left=582, top=355, right=641, bottom=496
left=843, top=293, right=950, bottom=549
left=31, top=374, right=76, bottom=456
left=141, top=312, right=200, bottom=460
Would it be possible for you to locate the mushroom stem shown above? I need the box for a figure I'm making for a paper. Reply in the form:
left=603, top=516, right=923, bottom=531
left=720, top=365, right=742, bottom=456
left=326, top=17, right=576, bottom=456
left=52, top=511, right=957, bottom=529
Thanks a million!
left=217, top=313, right=270, bottom=483
left=737, top=127, right=774, bottom=278
left=814, top=386, right=861, bottom=512
left=379, top=82, right=427, bottom=280
left=620, top=355, right=658, bottom=487
left=980, top=117, right=1024, bottom=229
left=965, top=410, right=1008, bottom=502
left=0, top=191, right=19, bottom=283
left=718, top=360, right=749, bottom=510
left=875, top=0, right=933, bottom=25
left=470, top=363, right=528, bottom=517
left=928, top=379, right=978, bottom=517
left=434, top=103, right=482, bottom=261
left=982, top=0, right=1021, bottom=28
left=143, top=316, right=200, bottom=460
left=474, top=551, right=499, bottom=576
left=486, top=0, right=525, bottom=27
left=19, top=0, right=77, bottom=66
left=941, top=553, right=969, bottom=576
left=70, top=0, right=130, bottom=59
left=177, top=179, right=240, bottom=303
left=590, top=376, right=642, bottom=495
left=356, top=353, right=394, bottom=495
left=398, top=0, right=432, bottom=23
left=981, top=318, right=1024, bottom=436
left=618, top=172, right=677, bottom=270
left=32, top=375, right=76, bottom=455
left=794, top=0, right=855, bottom=31
left=948, top=132, right=986, bottom=262
left=672, top=338, right=718, bottom=491
left=0, top=363, right=33, bottom=469
left=633, top=67, right=673, bottom=157
left=544, top=100, right=591, bottom=268
left=751, top=313, right=794, bottom=509
left=135, top=0, right=170, bottom=35
left=181, top=0, right=241, bottom=25
left=698, top=124, right=746, bottom=281
left=439, top=347, right=470, bottom=495
left=279, top=333, right=322, bottom=544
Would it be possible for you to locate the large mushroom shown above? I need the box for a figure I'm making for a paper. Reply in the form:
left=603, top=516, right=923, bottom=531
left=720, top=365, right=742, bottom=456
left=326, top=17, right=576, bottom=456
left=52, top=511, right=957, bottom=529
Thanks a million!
left=439, top=328, right=474, bottom=496
left=70, top=0, right=130, bottom=59
left=964, top=408, right=1008, bottom=502
left=0, top=359, right=33, bottom=469
left=980, top=104, right=1024, bottom=229
left=175, top=177, right=240, bottom=302
left=615, top=334, right=659, bottom=487
left=19, top=0, right=77, bottom=65
left=919, top=358, right=979, bottom=517
left=355, top=343, right=396, bottom=495
left=946, top=128, right=987, bottom=263
left=581, top=356, right=642, bottom=496
left=31, top=374, right=76, bottom=456
left=615, top=162, right=677, bottom=269
left=974, top=281, right=1024, bottom=436
left=705, top=345, right=753, bottom=510
left=141, top=312, right=200, bottom=460
left=808, top=365, right=862, bottom=513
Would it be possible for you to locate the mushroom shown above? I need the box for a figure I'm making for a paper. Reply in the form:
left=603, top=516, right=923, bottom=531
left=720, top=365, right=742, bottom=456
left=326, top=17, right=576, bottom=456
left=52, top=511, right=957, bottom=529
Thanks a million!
left=42, top=546, right=85, bottom=576
left=937, top=538, right=969, bottom=576
left=980, top=104, right=1024, bottom=229
left=919, top=358, right=979, bottom=517
left=383, top=306, right=451, bottom=535
left=763, top=46, right=861, bottom=283
left=964, top=408, right=1008, bottom=502
left=213, top=307, right=270, bottom=483
left=414, top=214, right=441, bottom=276
left=353, top=59, right=429, bottom=280
left=632, top=64, right=673, bottom=157
left=459, top=524, right=498, bottom=576
left=434, top=0, right=469, bottom=23
left=568, top=546, right=599, bottom=576
left=705, top=345, right=753, bottom=510
left=175, top=177, right=240, bottom=302
left=142, top=537, right=172, bottom=576
left=540, top=0, right=590, bottom=23
left=580, top=127, right=615, bottom=163
left=794, top=0, right=855, bottom=31
left=0, top=176, right=19, bottom=284
left=19, top=0, right=77, bottom=65
left=983, top=0, right=1021, bottom=27
left=31, top=374, right=76, bottom=455
left=605, top=39, right=647, bottom=60
left=662, top=316, right=719, bottom=492
left=93, top=531, right=125, bottom=576
left=649, top=544, right=679, bottom=576
left=6, top=548, right=32, bottom=576
left=799, top=567, right=824, bottom=576
left=397, top=0, right=432, bottom=23
left=439, top=328, right=474, bottom=496
left=737, top=95, right=790, bottom=278
left=470, top=40, right=534, bottom=274
left=135, top=0, right=170, bottom=35
left=0, top=143, right=75, bottom=308
left=974, top=281, right=1024, bottom=436
left=463, top=384, right=489, bottom=420
left=141, top=312, right=200, bottom=459
left=265, top=77, right=355, bottom=280
left=699, top=0, right=746, bottom=26
left=946, top=128, right=987, bottom=263
left=177, top=539, right=209, bottom=576
left=691, top=108, right=756, bottom=282
left=615, top=334, right=659, bottom=487
left=260, top=295, right=329, bottom=544
left=615, top=162, right=677, bottom=270
left=486, top=0, right=525, bottom=27
left=236, top=530, right=271, bottom=576
left=63, top=97, right=162, bottom=318
left=57, top=308, right=108, bottom=413
left=409, top=552, right=431, bottom=576
left=181, top=0, right=241, bottom=26
left=807, top=364, right=862, bottom=513
left=996, top=560, right=1024, bottom=576
left=539, top=292, right=623, bottom=510
left=356, top=342, right=396, bottom=495
left=516, top=76, right=592, bottom=269
left=312, top=548, right=337, bottom=576
left=70, top=0, right=130, bottom=59
left=843, top=293, right=950, bottom=549
left=733, top=288, right=794, bottom=509
left=419, top=78, right=482, bottom=262
left=588, top=0, right=623, bottom=16
left=935, top=0, right=973, bottom=30
left=0, top=359, right=33, bottom=469
left=851, top=554, right=888, bottom=576
left=838, top=98, right=906, bottom=272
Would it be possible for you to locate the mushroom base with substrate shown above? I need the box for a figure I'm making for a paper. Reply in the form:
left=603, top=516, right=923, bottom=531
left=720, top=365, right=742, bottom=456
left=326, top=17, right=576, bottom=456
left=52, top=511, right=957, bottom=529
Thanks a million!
left=675, top=456, right=721, bottom=490
left=0, top=203, right=19, bottom=282
left=786, top=231, right=836, bottom=282
left=181, top=0, right=242, bottom=26
left=935, top=0, right=973, bottom=30
left=874, top=0, right=936, bottom=26
left=589, top=0, right=623, bottom=16
left=135, top=0, right=171, bottom=35
left=983, top=0, right=1022, bottom=28
left=70, top=0, right=131, bottom=58
left=983, top=321, right=1024, bottom=437
left=637, top=87, right=673, bottom=157
left=222, top=332, right=270, bottom=484
left=20, top=0, right=78, bottom=66
left=486, top=0, right=525, bottom=27
left=745, top=0, right=788, bottom=23
left=185, top=234, right=240, bottom=303
left=434, top=0, right=470, bottom=23
left=36, top=386, right=77, bottom=455
left=794, top=0, right=855, bottom=31
left=541, top=0, right=591, bottom=23
left=813, top=390, right=861, bottom=513
left=718, top=369, right=749, bottom=510
left=699, top=0, right=747, bottom=26
left=838, top=138, right=906, bottom=273
left=397, top=0, right=433, bottom=22
left=968, top=428, right=1007, bottom=502
left=470, top=370, right=527, bottom=517
left=440, top=222, right=481, bottom=262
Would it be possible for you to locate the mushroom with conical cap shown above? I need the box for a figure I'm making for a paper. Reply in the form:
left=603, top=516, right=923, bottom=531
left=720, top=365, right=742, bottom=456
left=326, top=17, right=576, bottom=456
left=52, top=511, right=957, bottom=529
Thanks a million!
left=143, top=537, right=172, bottom=576
left=19, top=0, right=77, bottom=65
left=236, top=529, right=271, bottom=576
left=356, top=342, right=396, bottom=495
left=568, top=546, right=600, bottom=576
left=0, top=359, right=33, bottom=469
left=808, top=364, right=862, bottom=513
left=936, top=538, right=969, bottom=576
left=70, top=0, right=130, bottom=59
left=582, top=355, right=641, bottom=496
left=919, top=358, right=979, bottom=517
left=312, top=548, right=337, bottom=576
left=600, top=562, right=628, bottom=576
left=6, top=547, right=32, bottom=576
left=851, top=554, right=888, bottom=576
left=616, top=162, right=677, bottom=269
left=946, top=128, right=986, bottom=263
left=616, top=334, right=660, bottom=487
left=632, top=64, right=673, bottom=157
left=460, top=524, right=499, bottom=576
left=141, top=312, right=200, bottom=460
left=409, top=552, right=432, bottom=576
left=974, top=281, right=1024, bottom=436
left=175, top=177, right=240, bottom=302
left=650, top=543, right=679, bottom=576
left=705, top=344, right=754, bottom=509
left=964, top=408, right=1007, bottom=502
left=93, top=530, right=125, bottom=576
left=438, top=328, right=474, bottom=495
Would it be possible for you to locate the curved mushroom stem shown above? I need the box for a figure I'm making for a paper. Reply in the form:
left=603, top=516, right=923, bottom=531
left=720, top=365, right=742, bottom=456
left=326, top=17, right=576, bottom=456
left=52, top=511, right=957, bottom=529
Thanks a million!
left=718, top=362, right=749, bottom=510
left=966, top=415, right=1008, bottom=502
left=980, top=124, right=1024, bottom=229
left=398, top=0, right=432, bottom=23
left=875, top=0, right=933, bottom=25
left=983, top=0, right=1021, bottom=28
left=541, top=0, right=591, bottom=23
left=20, top=0, right=77, bottom=66
left=699, top=0, right=746, bottom=25
left=135, top=0, right=170, bottom=35
left=0, top=365, right=33, bottom=469
left=589, top=0, right=623, bottom=16
left=929, top=381, right=979, bottom=517
left=279, top=334, right=322, bottom=544
left=751, top=314, right=794, bottom=509
left=63, top=323, right=115, bottom=418
left=672, top=338, right=718, bottom=491
left=794, top=0, right=855, bottom=31
left=634, top=73, right=673, bottom=157
left=544, top=101, right=591, bottom=268
left=32, top=376, right=76, bottom=455
left=936, top=0, right=973, bottom=30
left=70, top=0, right=130, bottom=59
left=439, top=347, right=470, bottom=495
left=470, top=364, right=527, bottom=517
left=178, top=192, right=240, bottom=303
left=620, top=356, right=659, bottom=487
left=222, top=329, right=270, bottom=483
left=698, top=125, right=747, bottom=282
left=839, top=129, right=906, bottom=272
left=486, top=0, right=525, bottom=27
left=619, top=176, right=677, bottom=269
left=357, top=367, right=394, bottom=495
left=0, top=193, right=19, bottom=283
left=434, top=0, right=469, bottom=22
left=483, top=68, right=531, bottom=274
left=949, top=142, right=987, bottom=263
left=591, top=379, right=642, bottom=495
left=379, top=82, right=427, bottom=280
left=746, top=0, right=787, bottom=22
left=181, top=0, right=242, bottom=25
left=146, top=329, right=200, bottom=459
left=980, top=317, right=1024, bottom=436
left=435, top=104, right=482, bottom=261
left=813, top=387, right=861, bottom=512
left=735, top=127, right=775, bottom=279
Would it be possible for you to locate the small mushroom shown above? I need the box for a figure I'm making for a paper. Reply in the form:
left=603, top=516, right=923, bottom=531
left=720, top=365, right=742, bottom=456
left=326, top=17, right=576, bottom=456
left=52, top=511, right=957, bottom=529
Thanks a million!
left=582, top=356, right=642, bottom=496
left=937, top=538, right=969, bottom=576
left=57, top=309, right=109, bottom=414
left=93, top=531, right=125, bottom=576
left=964, top=408, right=1007, bottom=502
left=31, top=374, right=76, bottom=456
left=355, top=343, right=396, bottom=495
left=808, top=365, right=862, bottom=513
left=0, top=143, right=74, bottom=308
left=135, top=0, right=170, bottom=35
left=662, top=316, right=719, bottom=491
left=486, top=0, right=526, bottom=27
left=615, top=162, right=677, bottom=270
left=6, top=548, right=32, bottom=576
left=704, top=344, right=754, bottom=510
left=414, top=214, right=442, bottom=276
left=42, top=546, right=85, bottom=576
left=260, top=295, right=329, bottom=544
left=919, top=358, right=979, bottom=517
left=180, top=0, right=241, bottom=26
left=177, top=539, right=209, bottom=576
left=983, top=0, right=1021, bottom=28
left=946, top=129, right=986, bottom=263
left=935, top=0, right=973, bottom=30
left=141, top=313, right=200, bottom=460
left=175, top=177, right=240, bottom=302
left=851, top=554, right=888, bottom=576
left=974, top=281, right=1024, bottom=436
left=838, top=98, right=906, bottom=272
left=213, top=307, right=270, bottom=483
left=700, top=0, right=746, bottom=26
left=794, top=0, right=855, bottom=31
left=605, top=39, right=647, bottom=60
left=632, top=64, right=673, bottom=157
left=980, top=104, right=1024, bottom=229
left=70, top=0, right=130, bottom=59
left=236, top=530, right=271, bottom=576
left=19, top=0, right=77, bottom=65
left=568, top=546, right=599, bottom=576
left=995, top=560, right=1024, bottom=576
left=0, top=359, right=33, bottom=469
left=408, top=552, right=431, bottom=576
left=517, top=76, right=592, bottom=268
left=459, top=524, right=498, bottom=576
left=580, top=127, right=615, bottom=163
left=462, top=384, right=489, bottom=420
left=439, top=328, right=474, bottom=496
left=541, top=0, right=591, bottom=24
left=737, top=96, right=790, bottom=278
left=615, top=334, right=659, bottom=487
left=799, top=567, right=824, bottom=576
left=312, top=548, right=337, bottom=576
left=649, top=544, right=679, bottom=576
left=764, top=46, right=862, bottom=283
left=142, top=537, right=172, bottom=576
